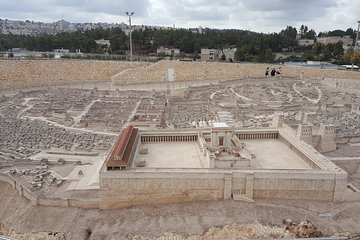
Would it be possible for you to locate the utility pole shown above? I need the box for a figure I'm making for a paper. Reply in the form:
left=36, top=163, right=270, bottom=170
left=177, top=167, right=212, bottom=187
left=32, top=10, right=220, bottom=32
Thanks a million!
left=126, top=12, right=134, bottom=61
left=356, top=20, right=360, bottom=50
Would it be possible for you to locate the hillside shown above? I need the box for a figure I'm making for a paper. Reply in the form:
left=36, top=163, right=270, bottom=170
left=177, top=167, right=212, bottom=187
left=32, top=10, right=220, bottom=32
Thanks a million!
left=1, top=181, right=360, bottom=239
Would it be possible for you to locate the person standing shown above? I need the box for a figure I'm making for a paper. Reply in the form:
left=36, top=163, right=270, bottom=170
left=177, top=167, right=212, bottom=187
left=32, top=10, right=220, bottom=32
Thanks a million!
left=270, top=68, right=276, bottom=77
left=265, top=67, right=269, bottom=77
left=277, top=67, right=283, bottom=79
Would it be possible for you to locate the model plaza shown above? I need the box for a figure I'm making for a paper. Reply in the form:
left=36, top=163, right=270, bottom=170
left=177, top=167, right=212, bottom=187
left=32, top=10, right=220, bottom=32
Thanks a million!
left=137, top=128, right=310, bottom=170
left=138, top=132, right=310, bottom=170
left=100, top=114, right=347, bottom=209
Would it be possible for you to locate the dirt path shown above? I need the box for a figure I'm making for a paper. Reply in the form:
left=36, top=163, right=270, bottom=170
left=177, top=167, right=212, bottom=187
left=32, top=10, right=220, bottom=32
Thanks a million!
left=71, top=98, right=100, bottom=127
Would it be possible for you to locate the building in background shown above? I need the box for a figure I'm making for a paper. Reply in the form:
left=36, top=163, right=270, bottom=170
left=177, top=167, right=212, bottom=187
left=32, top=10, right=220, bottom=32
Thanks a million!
left=316, top=36, right=353, bottom=47
left=201, top=48, right=236, bottom=62
left=201, top=49, right=222, bottom=61
left=157, top=47, right=180, bottom=57
left=298, top=39, right=315, bottom=47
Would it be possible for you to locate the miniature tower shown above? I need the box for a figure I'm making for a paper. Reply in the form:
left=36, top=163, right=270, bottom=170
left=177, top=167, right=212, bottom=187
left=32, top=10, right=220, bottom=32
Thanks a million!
left=272, top=112, right=284, bottom=128
left=296, top=124, right=313, bottom=145
left=295, top=111, right=304, bottom=122
left=317, top=124, right=337, bottom=153
left=303, top=112, right=316, bottom=123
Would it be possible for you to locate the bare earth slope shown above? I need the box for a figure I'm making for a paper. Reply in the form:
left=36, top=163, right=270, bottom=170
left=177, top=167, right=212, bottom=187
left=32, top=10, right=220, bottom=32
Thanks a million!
left=112, top=60, right=360, bottom=84
left=1, top=182, right=360, bottom=239
left=0, top=60, right=141, bottom=91
left=1, top=59, right=359, bottom=92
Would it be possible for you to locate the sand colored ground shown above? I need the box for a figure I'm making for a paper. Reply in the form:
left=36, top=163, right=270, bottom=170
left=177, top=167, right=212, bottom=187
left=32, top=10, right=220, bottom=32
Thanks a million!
left=0, top=181, right=360, bottom=239
left=111, top=60, right=360, bottom=84
left=1, top=59, right=359, bottom=92
left=0, top=59, right=144, bottom=91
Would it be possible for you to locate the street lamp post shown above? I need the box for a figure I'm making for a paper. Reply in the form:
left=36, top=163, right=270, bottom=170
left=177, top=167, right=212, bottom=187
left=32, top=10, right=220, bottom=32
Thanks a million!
left=126, top=12, right=134, bottom=61
left=356, top=20, right=360, bottom=50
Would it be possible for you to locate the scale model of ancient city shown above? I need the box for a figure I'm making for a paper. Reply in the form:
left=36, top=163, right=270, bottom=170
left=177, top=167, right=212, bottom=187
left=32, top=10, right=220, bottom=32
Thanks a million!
left=1, top=60, right=359, bottom=209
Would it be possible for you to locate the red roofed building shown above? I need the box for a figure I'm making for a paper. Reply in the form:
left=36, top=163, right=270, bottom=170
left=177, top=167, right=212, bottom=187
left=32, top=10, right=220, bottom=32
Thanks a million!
left=106, top=125, right=139, bottom=170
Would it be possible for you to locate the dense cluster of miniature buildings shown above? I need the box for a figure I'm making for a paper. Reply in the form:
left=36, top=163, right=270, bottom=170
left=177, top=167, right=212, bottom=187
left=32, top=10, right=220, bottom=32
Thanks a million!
left=0, top=59, right=359, bottom=209
left=0, top=91, right=115, bottom=169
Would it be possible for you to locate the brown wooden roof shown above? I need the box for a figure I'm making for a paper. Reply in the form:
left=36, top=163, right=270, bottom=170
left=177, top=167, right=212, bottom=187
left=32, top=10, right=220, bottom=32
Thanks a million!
left=106, top=125, right=138, bottom=168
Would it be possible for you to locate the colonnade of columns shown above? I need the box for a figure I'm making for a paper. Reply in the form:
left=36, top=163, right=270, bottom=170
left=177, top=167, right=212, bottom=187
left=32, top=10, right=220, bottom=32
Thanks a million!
left=141, top=135, right=198, bottom=143
left=236, top=133, right=278, bottom=140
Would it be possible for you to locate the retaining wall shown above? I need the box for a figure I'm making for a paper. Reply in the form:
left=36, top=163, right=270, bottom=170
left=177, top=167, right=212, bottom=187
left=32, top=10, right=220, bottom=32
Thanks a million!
left=0, top=174, right=99, bottom=209
left=99, top=169, right=346, bottom=209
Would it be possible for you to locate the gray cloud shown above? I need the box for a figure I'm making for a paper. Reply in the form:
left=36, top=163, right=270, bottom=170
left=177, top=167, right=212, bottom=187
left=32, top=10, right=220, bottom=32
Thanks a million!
left=242, top=0, right=337, bottom=12
left=55, top=0, right=150, bottom=17
left=0, top=0, right=358, bottom=32
left=0, top=0, right=151, bottom=20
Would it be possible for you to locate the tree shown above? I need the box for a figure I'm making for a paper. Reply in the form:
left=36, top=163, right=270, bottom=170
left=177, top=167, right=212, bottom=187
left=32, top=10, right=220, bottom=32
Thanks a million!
left=264, top=48, right=275, bottom=63
left=333, top=42, right=344, bottom=59
left=328, top=29, right=347, bottom=37
left=95, top=46, right=105, bottom=54
left=314, top=43, right=323, bottom=56
left=344, top=48, right=360, bottom=65
left=322, top=45, right=332, bottom=61
left=299, top=25, right=305, bottom=36
left=304, top=29, right=316, bottom=40
left=345, top=28, right=357, bottom=40
left=280, top=26, right=297, bottom=40
left=304, top=26, right=308, bottom=34
left=220, top=53, right=226, bottom=61
left=109, top=29, right=127, bottom=53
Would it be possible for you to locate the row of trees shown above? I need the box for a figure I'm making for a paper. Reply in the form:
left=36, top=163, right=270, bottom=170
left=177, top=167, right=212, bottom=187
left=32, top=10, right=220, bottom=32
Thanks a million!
left=0, top=28, right=127, bottom=53
left=297, top=42, right=345, bottom=62
left=0, top=27, right=299, bottom=61
left=0, top=25, right=358, bottom=64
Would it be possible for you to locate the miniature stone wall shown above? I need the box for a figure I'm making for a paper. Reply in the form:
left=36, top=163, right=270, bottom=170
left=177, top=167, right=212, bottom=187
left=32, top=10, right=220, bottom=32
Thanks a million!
left=335, top=135, right=360, bottom=144
left=0, top=174, right=99, bottom=209
left=252, top=172, right=336, bottom=201
left=99, top=172, right=226, bottom=209
left=0, top=167, right=347, bottom=210
left=99, top=168, right=346, bottom=209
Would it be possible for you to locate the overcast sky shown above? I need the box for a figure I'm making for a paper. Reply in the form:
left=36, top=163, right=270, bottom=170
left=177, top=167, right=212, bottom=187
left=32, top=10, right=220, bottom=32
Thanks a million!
left=0, top=0, right=359, bottom=33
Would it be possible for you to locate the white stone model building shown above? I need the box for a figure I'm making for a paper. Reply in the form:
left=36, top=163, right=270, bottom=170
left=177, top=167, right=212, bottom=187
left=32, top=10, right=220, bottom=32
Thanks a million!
left=99, top=114, right=348, bottom=209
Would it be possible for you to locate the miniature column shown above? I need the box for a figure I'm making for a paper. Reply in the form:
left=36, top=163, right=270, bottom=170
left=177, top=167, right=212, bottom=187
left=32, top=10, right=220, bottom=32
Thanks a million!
left=245, top=172, right=254, bottom=199
left=223, top=174, right=232, bottom=200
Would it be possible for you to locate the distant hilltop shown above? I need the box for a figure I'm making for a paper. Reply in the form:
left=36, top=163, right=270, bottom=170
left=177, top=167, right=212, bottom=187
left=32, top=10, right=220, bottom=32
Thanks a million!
left=0, top=18, right=128, bottom=35
left=0, top=18, right=178, bottom=36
